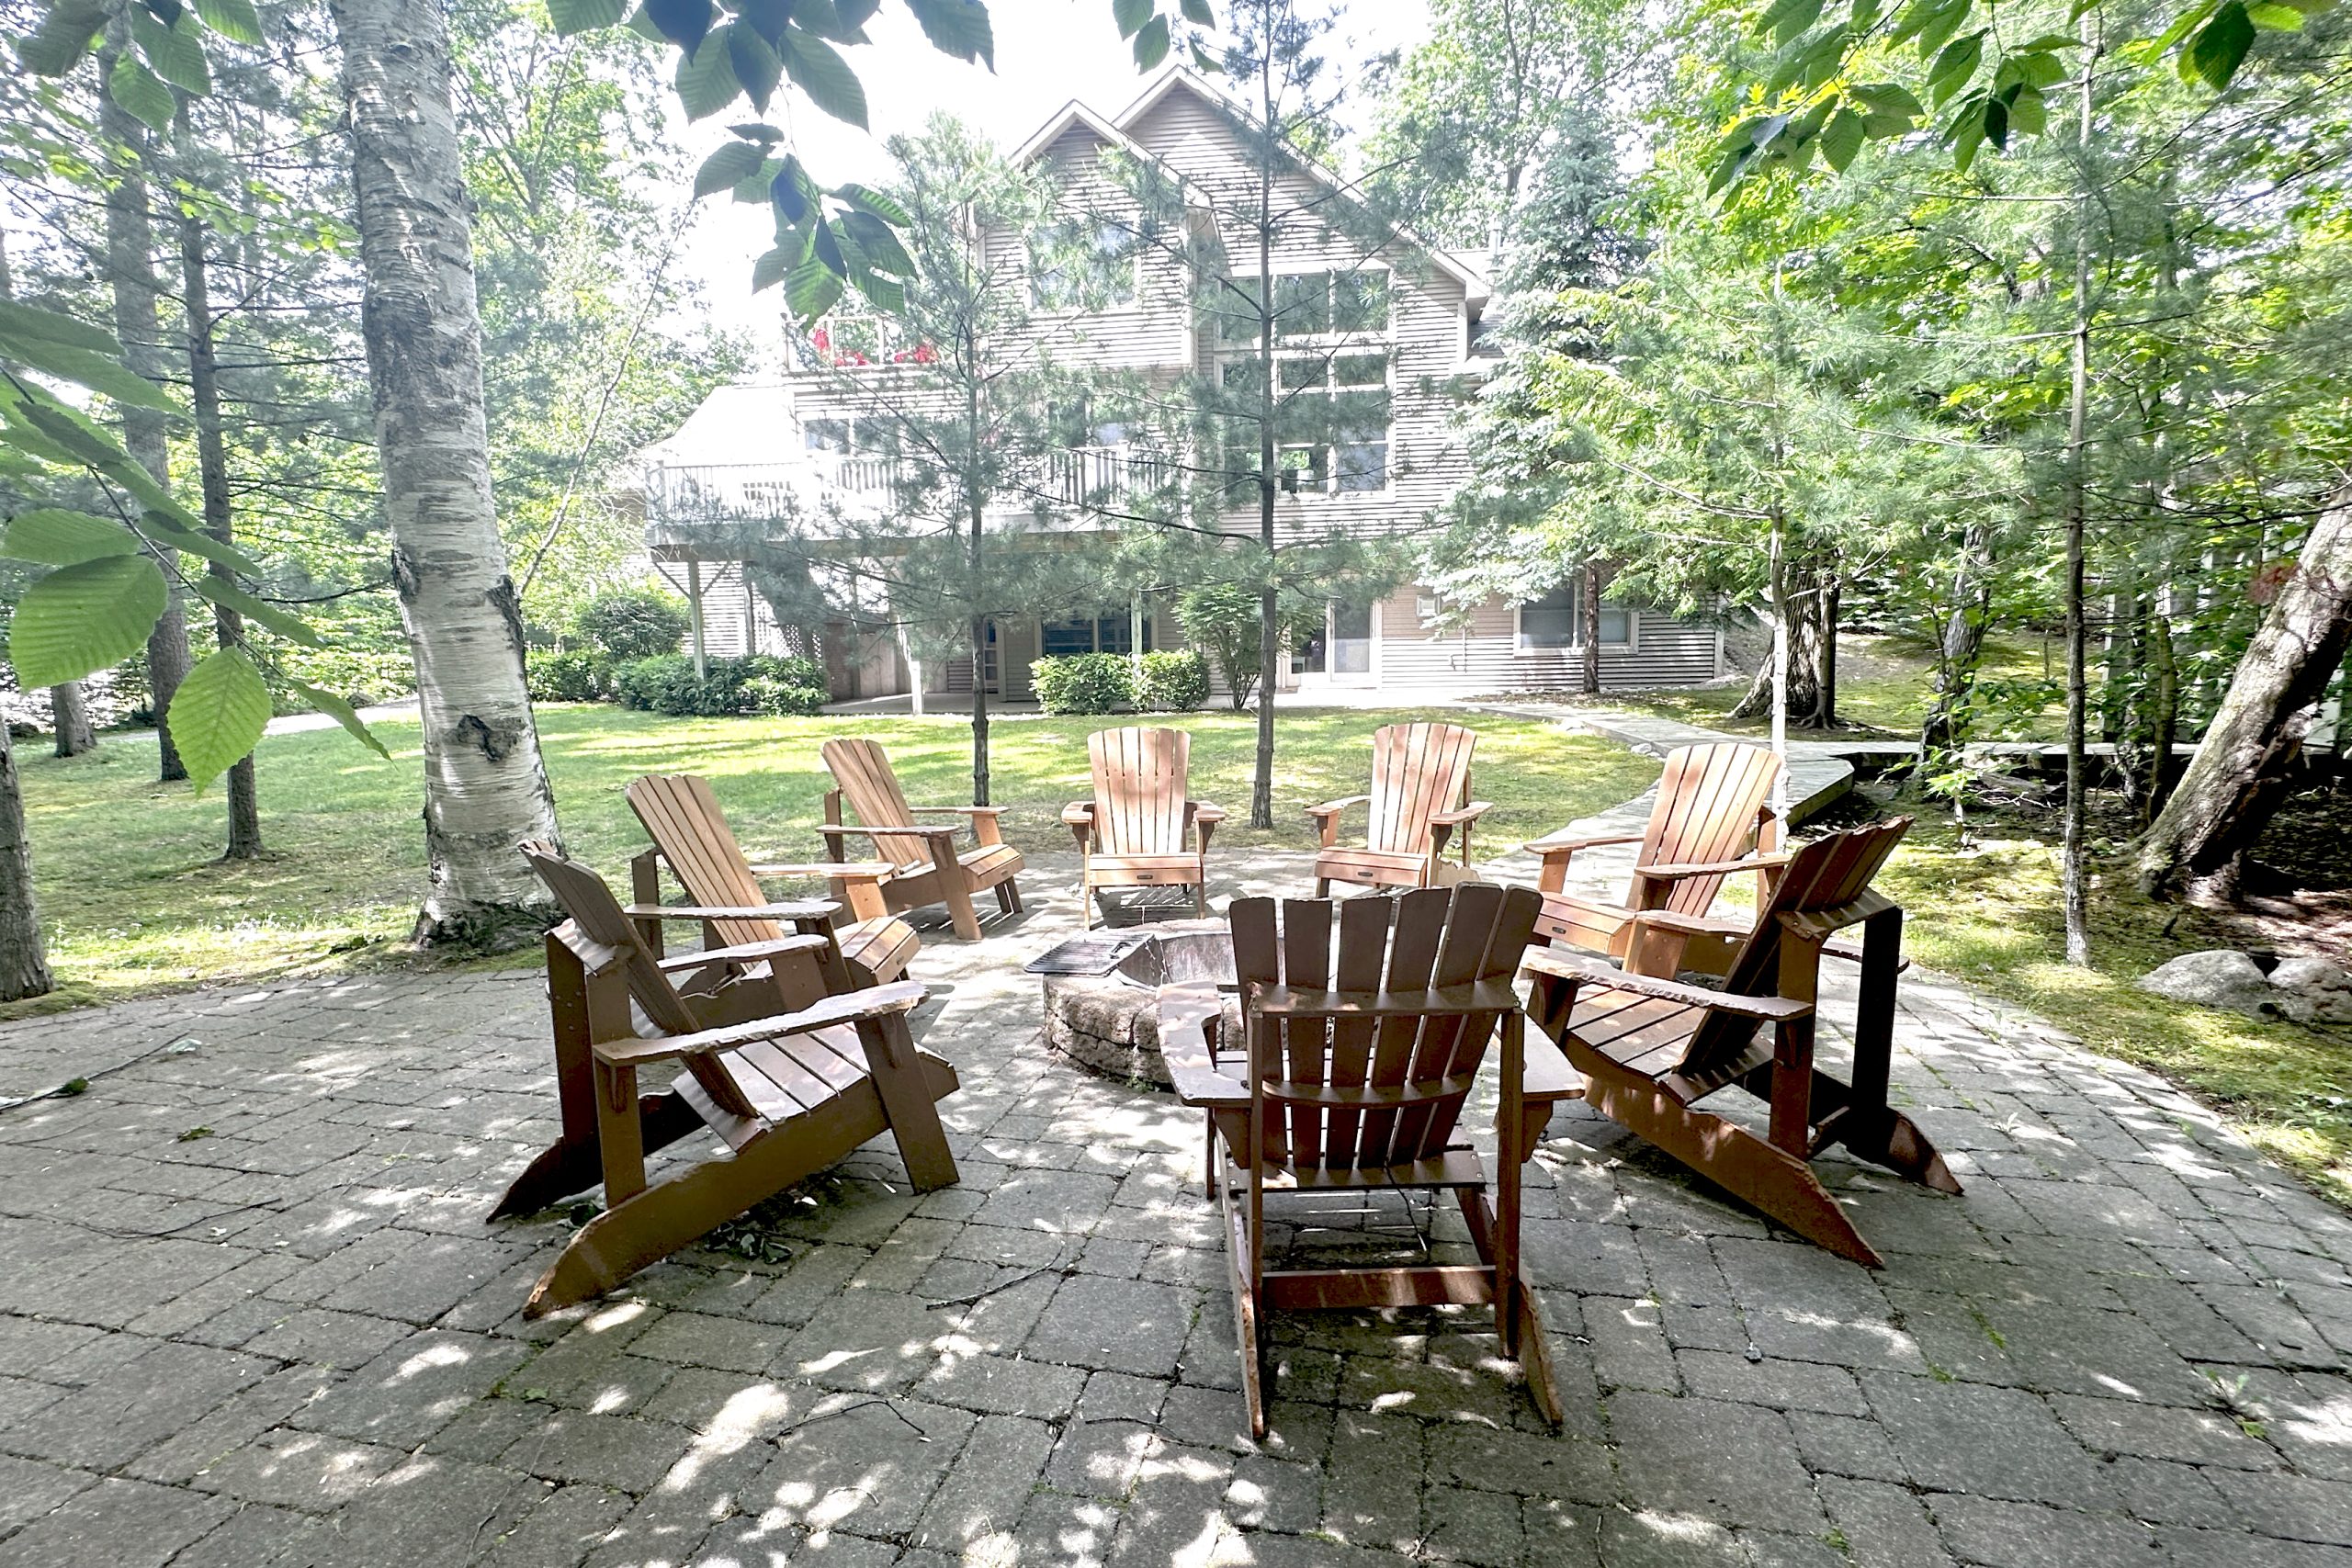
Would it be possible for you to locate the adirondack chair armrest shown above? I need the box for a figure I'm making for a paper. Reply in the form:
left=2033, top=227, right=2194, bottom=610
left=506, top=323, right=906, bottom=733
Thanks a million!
left=1521, top=1028, right=1586, bottom=1104
left=906, top=806, right=1004, bottom=817
left=747, top=860, right=898, bottom=885
left=1250, top=978, right=1524, bottom=1019
left=1778, top=890, right=1900, bottom=941
left=1190, top=801, right=1225, bottom=855
left=624, top=900, right=843, bottom=922
left=1525, top=829, right=1642, bottom=855
left=816, top=822, right=962, bottom=842
left=1639, top=851, right=1792, bottom=881
left=1521, top=948, right=1813, bottom=1021
left=653, top=933, right=832, bottom=972
left=1429, top=800, right=1492, bottom=828
left=1061, top=802, right=1095, bottom=825
left=1625, top=909, right=1750, bottom=939
left=1159, top=986, right=1249, bottom=1108
left=1305, top=794, right=1369, bottom=821
left=599, top=980, right=930, bottom=1067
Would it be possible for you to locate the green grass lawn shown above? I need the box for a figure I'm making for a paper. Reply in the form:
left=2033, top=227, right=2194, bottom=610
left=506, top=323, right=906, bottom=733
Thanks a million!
left=1517, top=631, right=2064, bottom=740
left=1875, top=820, right=2352, bottom=1209
left=9, top=704, right=1657, bottom=1013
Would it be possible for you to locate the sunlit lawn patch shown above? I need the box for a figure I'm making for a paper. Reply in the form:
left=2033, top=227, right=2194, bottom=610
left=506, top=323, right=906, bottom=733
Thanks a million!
left=10, top=703, right=1657, bottom=1013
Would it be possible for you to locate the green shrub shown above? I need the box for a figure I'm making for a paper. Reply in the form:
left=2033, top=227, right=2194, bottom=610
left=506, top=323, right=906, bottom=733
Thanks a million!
left=1134, top=650, right=1209, bottom=712
left=572, top=588, right=692, bottom=663
left=526, top=649, right=607, bottom=704
left=1032, top=653, right=1135, bottom=715
left=611, top=653, right=829, bottom=717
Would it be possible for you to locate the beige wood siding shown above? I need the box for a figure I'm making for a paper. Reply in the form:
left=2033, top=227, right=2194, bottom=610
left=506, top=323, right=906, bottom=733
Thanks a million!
left=1367, top=588, right=1720, bottom=692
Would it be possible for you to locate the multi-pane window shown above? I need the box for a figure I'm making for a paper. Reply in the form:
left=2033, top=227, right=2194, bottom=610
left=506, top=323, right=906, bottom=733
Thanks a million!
left=1041, top=616, right=1148, bottom=656
left=1220, top=350, right=1390, bottom=494
left=1215, top=269, right=1390, bottom=342
left=1519, top=580, right=1632, bottom=650
left=1031, top=220, right=1138, bottom=310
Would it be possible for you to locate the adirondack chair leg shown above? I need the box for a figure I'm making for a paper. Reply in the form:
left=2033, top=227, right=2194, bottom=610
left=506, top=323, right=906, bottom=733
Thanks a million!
left=853, top=1012, right=959, bottom=1192
left=1570, top=1041, right=1883, bottom=1268
left=939, top=864, right=984, bottom=942
left=1455, top=1187, right=1565, bottom=1428
left=1314, top=876, right=1331, bottom=897
left=1079, top=865, right=1097, bottom=931
left=492, top=1091, right=701, bottom=1220
left=1757, top=1064, right=1962, bottom=1195
left=1217, top=1174, right=1268, bottom=1441
left=526, top=1089, right=895, bottom=1317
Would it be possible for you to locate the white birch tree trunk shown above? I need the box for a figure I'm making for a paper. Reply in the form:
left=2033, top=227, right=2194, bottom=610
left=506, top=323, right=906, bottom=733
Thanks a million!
left=333, top=0, right=560, bottom=944
left=0, top=718, right=48, bottom=1002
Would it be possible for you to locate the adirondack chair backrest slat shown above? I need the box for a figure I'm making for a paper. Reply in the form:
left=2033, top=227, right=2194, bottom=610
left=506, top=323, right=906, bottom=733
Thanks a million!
left=1636, top=743, right=1785, bottom=917
left=1090, top=727, right=1191, bottom=856
left=517, top=840, right=761, bottom=1120
left=1231, top=884, right=1540, bottom=1174
left=821, top=738, right=930, bottom=870
left=627, top=774, right=779, bottom=950
left=1365, top=722, right=1476, bottom=857
left=1680, top=818, right=1911, bottom=1077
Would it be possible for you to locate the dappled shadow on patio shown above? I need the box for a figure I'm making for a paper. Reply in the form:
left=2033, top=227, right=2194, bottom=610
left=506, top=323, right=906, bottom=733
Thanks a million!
left=0, top=848, right=2346, bottom=1566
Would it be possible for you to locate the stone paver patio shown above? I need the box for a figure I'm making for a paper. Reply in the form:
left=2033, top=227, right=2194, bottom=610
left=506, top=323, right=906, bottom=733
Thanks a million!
left=1, top=844, right=2349, bottom=1568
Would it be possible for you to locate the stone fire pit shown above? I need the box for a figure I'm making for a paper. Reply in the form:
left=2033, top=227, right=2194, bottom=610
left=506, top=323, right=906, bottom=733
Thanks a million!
left=1029, top=921, right=1238, bottom=1088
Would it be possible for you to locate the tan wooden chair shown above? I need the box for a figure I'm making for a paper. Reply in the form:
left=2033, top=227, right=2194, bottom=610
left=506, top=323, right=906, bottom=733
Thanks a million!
left=625, top=773, right=918, bottom=989
left=820, top=737, right=1026, bottom=941
left=1527, top=740, right=1784, bottom=975
left=1159, top=883, right=1584, bottom=1437
left=1308, top=720, right=1491, bottom=896
left=1061, top=726, right=1225, bottom=929
left=497, top=842, right=958, bottom=1315
left=1522, top=818, right=1958, bottom=1269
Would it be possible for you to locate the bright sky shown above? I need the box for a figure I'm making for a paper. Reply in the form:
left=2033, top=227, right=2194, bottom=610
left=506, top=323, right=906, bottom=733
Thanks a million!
left=671, top=0, right=1433, bottom=362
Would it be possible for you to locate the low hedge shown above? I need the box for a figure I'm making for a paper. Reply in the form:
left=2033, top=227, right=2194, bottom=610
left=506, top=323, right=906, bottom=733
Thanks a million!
left=1135, top=650, right=1209, bottom=712
left=526, top=649, right=608, bottom=704
left=611, top=653, right=828, bottom=717
left=1032, top=653, right=1134, bottom=715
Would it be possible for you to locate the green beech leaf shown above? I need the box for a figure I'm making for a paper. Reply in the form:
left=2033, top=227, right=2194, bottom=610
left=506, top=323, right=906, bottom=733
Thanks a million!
left=751, top=246, right=793, bottom=292
left=1182, top=0, right=1214, bottom=22
left=1927, top=29, right=1985, bottom=106
left=1114, top=0, right=1152, bottom=37
left=17, top=0, right=110, bottom=75
left=694, top=141, right=766, bottom=197
left=133, top=509, right=264, bottom=578
left=784, top=252, right=844, bottom=321
left=2245, top=1, right=2304, bottom=26
left=169, top=646, right=272, bottom=794
left=904, top=0, right=993, bottom=68
left=547, top=0, right=628, bottom=34
left=1759, top=0, right=1826, bottom=43
left=282, top=677, right=390, bottom=760
left=192, top=575, right=325, bottom=646
left=729, top=25, right=783, bottom=112
left=107, top=55, right=176, bottom=134
left=779, top=28, right=868, bottom=127
left=841, top=210, right=914, bottom=276
left=674, top=23, right=745, bottom=118
left=1, top=336, right=175, bottom=412
left=191, top=0, right=265, bottom=44
left=131, top=7, right=211, bottom=94
left=0, top=509, right=136, bottom=566
left=2007, top=85, right=2048, bottom=133
left=0, top=300, right=122, bottom=358
left=1134, top=14, right=1170, bottom=68
left=2185, top=0, right=2256, bottom=85
left=1819, top=107, right=1868, bottom=171
left=7, top=554, right=167, bottom=688
left=833, top=183, right=910, bottom=225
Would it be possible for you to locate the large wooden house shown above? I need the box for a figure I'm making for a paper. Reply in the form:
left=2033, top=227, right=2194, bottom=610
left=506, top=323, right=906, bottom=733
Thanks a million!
left=638, top=70, right=1724, bottom=703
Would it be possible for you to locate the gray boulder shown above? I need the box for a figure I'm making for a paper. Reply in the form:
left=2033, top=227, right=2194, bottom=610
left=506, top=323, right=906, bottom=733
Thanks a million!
left=2267, top=956, right=2352, bottom=1025
left=2136, top=951, right=2281, bottom=1017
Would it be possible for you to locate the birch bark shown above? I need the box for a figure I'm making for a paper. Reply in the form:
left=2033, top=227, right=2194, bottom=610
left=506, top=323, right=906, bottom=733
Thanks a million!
left=332, top=0, right=560, bottom=943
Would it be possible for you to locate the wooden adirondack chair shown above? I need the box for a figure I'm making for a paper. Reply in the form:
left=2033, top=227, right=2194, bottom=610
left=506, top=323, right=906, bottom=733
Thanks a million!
left=1527, top=741, right=1784, bottom=974
left=1308, top=721, right=1491, bottom=896
left=1159, top=883, right=1585, bottom=1437
left=625, top=773, right=918, bottom=989
left=1062, top=726, right=1225, bottom=929
left=1521, top=818, right=1958, bottom=1268
left=497, top=842, right=958, bottom=1315
left=820, top=737, right=1026, bottom=942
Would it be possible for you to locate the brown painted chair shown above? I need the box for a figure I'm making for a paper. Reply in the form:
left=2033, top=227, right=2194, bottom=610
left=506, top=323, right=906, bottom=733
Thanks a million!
left=1527, top=740, right=1784, bottom=974
left=497, top=842, right=958, bottom=1315
left=1521, top=818, right=1958, bottom=1269
left=1062, top=726, right=1225, bottom=929
left=626, top=773, right=918, bottom=989
left=1159, top=883, right=1584, bottom=1437
left=820, top=737, right=1025, bottom=941
left=1308, top=720, right=1491, bottom=896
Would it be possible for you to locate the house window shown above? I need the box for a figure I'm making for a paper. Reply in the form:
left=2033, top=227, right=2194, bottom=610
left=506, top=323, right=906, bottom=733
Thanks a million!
left=1519, top=580, right=1632, bottom=650
left=1223, top=351, right=1391, bottom=494
left=805, top=419, right=851, bottom=454
left=1042, top=615, right=1149, bottom=656
left=1031, top=220, right=1137, bottom=310
left=1214, top=269, right=1390, bottom=344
